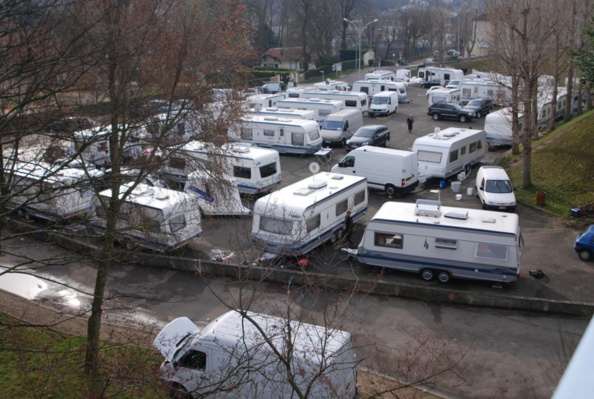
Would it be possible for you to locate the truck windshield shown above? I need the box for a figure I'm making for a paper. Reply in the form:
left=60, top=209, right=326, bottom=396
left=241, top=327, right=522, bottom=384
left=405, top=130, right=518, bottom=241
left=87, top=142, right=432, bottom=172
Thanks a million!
left=372, top=97, right=389, bottom=104
left=485, top=180, right=513, bottom=193
left=322, top=120, right=344, bottom=131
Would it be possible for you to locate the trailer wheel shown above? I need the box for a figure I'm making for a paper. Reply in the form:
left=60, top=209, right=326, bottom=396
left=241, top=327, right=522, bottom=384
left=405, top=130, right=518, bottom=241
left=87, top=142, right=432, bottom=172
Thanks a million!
left=437, top=271, right=451, bottom=283
left=578, top=250, right=592, bottom=261
left=331, top=228, right=344, bottom=244
left=432, top=113, right=440, bottom=121
left=421, top=269, right=435, bottom=281
left=169, top=383, right=191, bottom=399
left=385, top=184, right=397, bottom=197
left=122, top=239, right=137, bottom=250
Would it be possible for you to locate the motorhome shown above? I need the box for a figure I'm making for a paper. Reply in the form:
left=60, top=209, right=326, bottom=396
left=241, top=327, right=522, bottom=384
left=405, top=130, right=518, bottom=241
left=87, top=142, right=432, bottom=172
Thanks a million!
left=483, top=108, right=524, bottom=149
left=427, top=88, right=461, bottom=106
left=313, top=79, right=349, bottom=91
left=162, top=141, right=282, bottom=196
left=230, top=115, right=322, bottom=155
left=365, top=70, right=396, bottom=81
left=320, top=109, right=364, bottom=146
left=354, top=199, right=522, bottom=283
left=91, top=182, right=203, bottom=252
left=252, top=173, right=368, bottom=256
left=459, top=80, right=511, bottom=106
left=395, top=69, right=411, bottom=83
left=299, top=91, right=369, bottom=116
left=331, top=146, right=418, bottom=196
left=246, top=93, right=286, bottom=109
left=368, top=91, right=398, bottom=117
left=411, top=127, right=487, bottom=180
left=153, top=311, right=358, bottom=399
left=350, top=80, right=408, bottom=103
left=275, top=98, right=344, bottom=125
left=416, top=67, right=464, bottom=86
left=247, top=107, right=315, bottom=121
left=5, top=161, right=102, bottom=222
left=183, top=170, right=250, bottom=216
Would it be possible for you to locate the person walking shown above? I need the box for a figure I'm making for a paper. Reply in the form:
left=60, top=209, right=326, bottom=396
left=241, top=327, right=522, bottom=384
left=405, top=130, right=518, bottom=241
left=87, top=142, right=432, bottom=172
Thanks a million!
left=344, top=210, right=354, bottom=248
left=407, top=114, right=414, bottom=133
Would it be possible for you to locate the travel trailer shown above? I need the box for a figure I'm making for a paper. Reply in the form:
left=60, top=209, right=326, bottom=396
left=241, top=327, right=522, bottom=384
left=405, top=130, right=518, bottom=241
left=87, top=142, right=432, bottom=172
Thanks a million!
left=365, top=70, right=396, bottom=81
left=459, top=80, right=511, bottom=106
left=299, top=91, right=369, bottom=116
left=91, top=182, right=203, bottom=252
left=5, top=161, right=102, bottom=222
left=427, top=88, right=461, bottom=106
left=331, top=146, right=418, bottom=196
left=313, top=79, right=349, bottom=91
left=230, top=115, right=322, bottom=155
left=183, top=170, right=250, bottom=216
left=417, top=67, right=464, bottom=86
left=275, top=98, right=344, bottom=125
left=411, top=127, right=487, bottom=180
left=246, top=93, right=286, bottom=109
left=350, top=80, right=408, bottom=103
left=483, top=108, right=524, bottom=148
left=285, top=85, right=317, bottom=98
left=252, top=173, right=368, bottom=256
left=368, top=91, right=398, bottom=117
left=247, top=107, right=315, bottom=121
left=162, top=141, right=282, bottom=196
left=395, top=69, right=411, bottom=83
left=354, top=199, right=522, bottom=283
left=320, top=109, right=364, bottom=146
left=153, top=311, right=358, bottom=399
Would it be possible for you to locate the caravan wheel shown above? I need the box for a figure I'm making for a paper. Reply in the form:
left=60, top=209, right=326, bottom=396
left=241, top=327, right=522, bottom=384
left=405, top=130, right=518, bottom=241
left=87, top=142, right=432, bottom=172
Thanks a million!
left=421, top=269, right=435, bottom=281
left=331, top=228, right=344, bottom=244
left=437, top=271, right=451, bottom=283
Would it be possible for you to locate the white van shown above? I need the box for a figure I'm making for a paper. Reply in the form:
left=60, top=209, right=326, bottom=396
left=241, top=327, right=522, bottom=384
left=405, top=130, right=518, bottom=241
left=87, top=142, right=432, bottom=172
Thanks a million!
left=153, top=311, right=358, bottom=399
left=252, top=173, right=368, bottom=256
left=275, top=98, right=345, bottom=125
left=475, top=166, right=516, bottom=212
left=320, top=109, right=364, bottom=146
left=368, top=91, right=398, bottom=117
left=331, top=146, right=418, bottom=196
left=91, top=183, right=202, bottom=252
left=427, top=88, right=461, bottom=106
left=351, top=80, right=408, bottom=103
left=412, top=127, right=487, bottom=180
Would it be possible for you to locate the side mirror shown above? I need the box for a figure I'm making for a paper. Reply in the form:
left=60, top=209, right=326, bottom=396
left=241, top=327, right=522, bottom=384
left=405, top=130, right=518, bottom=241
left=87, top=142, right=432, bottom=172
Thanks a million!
left=479, top=185, right=484, bottom=191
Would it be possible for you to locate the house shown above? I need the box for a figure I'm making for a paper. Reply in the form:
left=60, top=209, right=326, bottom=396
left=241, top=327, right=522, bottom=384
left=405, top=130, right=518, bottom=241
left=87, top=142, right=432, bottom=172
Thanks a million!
left=260, top=47, right=317, bottom=70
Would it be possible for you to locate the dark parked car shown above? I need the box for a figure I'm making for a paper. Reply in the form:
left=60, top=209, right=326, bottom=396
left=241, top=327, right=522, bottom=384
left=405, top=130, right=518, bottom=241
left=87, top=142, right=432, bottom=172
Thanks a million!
left=427, top=102, right=474, bottom=123
left=45, top=117, right=95, bottom=133
left=345, top=125, right=390, bottom=151
left=462, top=97, right=495, bottom=118
left=420, top=79, right=443, bottom=89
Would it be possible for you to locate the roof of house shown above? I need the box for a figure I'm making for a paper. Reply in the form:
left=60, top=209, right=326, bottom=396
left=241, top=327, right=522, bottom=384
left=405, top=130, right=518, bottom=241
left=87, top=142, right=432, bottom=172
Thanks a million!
left=262, top=47, right=318, bottom=62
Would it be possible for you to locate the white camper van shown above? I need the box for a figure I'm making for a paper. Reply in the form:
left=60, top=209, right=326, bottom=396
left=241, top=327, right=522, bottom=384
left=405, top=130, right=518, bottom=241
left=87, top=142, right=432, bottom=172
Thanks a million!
left=276, top=98, right=344, bottom=125
left=299, top=91, right=369, bottom=116
left=252, top=173, right=368, bottom=256
left=6, top=161, right=102, bottom=222
left=153, top=311, right=358, bottom=399
left=354, top=199, right=522, bottom=283
left=368, top=91, right=398, bottom=117
left=412, top=128, right=487, bottom=180
left=331, top=146, right=419, bottom=196
left=247, top=107, right=315, bottom=121
left=320, top=109, right=364, bottom=146
left=427, top=88, right=461, bottom=106
left=231, top=115, right=322, bottom=155
left=91, top=183, right=202, bottom=252
left=163, top=141, right=282, bottom=196
left=365, top=70, right=396, bottom=81
left=351, top=80, right=408, bottom=103
left=484, top=108, right=524, bottom=149
left=184, top=170, right=250, bottom=216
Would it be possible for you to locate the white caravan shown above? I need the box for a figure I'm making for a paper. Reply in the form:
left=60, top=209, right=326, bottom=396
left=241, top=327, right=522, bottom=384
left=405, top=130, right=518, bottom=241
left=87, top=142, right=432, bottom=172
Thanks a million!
left=276, top=98, right=344, bottom=125
left=427, top=88, right=461, bottom=106
left=247, top=107, right=315, bottom=121
left=354, top=199, right=522, bottom=283
left=484, top=108, right=524, bottom=148
left=91, top=183, right=202, bottom=252
left=368, top=91, right=398, bottom=117
left=231, top=115, right=322, bottom=155
left=350, top=80, right=408, bottom=103
left=417, top=67, right=464, bottom=85
left=184, top=170, right=250, bottom=216
left=412, top=127, right=487, bottom=180
left=313, top=79, right=349, bottom=91
left=163, top=141, right=282, bottom=196
left=365, top=70, right=396, bottom=81
left=320, top=108, right=364, bottom=146
left=331, top=146, right=419, bottom=196
left=246, top=93, right=286, bottom=109
left=459, top=80, right=512, bottom=106
left=153, top=311, right=358, bottom=399
left=6, top=161, right=102, bottom=222
left=252, top=173, right=368, bottom=256
left=285, top=85, right=317, bottom=98
left=395, top=69, right=412, bottom=83
left=299, top=91, right=369, bottom=116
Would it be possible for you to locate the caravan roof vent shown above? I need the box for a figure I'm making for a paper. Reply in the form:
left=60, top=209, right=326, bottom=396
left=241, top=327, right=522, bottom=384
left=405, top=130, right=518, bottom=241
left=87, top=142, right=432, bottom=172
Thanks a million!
left=331, top=174, right=344, bottom=180
left=482, top=217, right=497, bottom=224
left=415, top=199, right=442, bottom=217
left=156, top=192, right=170, bottom=201
left=309, top=98, right=321, bottom=102
left=228, top=143, right=250, bottom=153
left=308, top=180, right=327, bottom=190
left=444, top=211, right=468, bottom=220
left=264, top=117, right=278, bottom=121
left=264, top=107, right=279, bottom=111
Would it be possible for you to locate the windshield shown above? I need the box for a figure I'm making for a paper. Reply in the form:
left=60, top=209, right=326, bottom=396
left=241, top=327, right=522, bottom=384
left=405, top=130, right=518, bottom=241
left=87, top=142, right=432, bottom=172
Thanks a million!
left=353, top=128, right=376, bottom=138
left=372, top=97, right=389, bottom=105
left=322, top=120, right=344, bottom=131
left=485, top=179, right=513, bottom=193
left=468, top=100, right=482, bottom=106
left=451, top=104, right=463, bottom=111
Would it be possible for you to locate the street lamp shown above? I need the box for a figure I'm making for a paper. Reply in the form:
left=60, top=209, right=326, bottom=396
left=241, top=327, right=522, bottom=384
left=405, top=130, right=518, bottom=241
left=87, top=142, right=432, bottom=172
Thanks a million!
left=343, top=18, right=379, bottom=77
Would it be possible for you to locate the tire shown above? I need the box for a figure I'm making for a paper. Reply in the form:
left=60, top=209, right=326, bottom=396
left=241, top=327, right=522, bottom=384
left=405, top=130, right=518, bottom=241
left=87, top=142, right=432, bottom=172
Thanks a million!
left=437, top=271, right=451, bottom=283
left=331, top=228, right=344, bottom=244
left=341, top=138, right=347, bottom=147
left=579, top=250, right=592, bottom=261
left=432, top=113, right=440, bottom=121
left=169, top=383, right=192, bottom=399
left=385, top=184, right=397, bottom=197
left=384, top=137, right=390, bottom=147
left=476, top=111, right=482, bottom=118
left=459, top=115, right=468, bottom=123
left=421, top=268, right=434, bottom=281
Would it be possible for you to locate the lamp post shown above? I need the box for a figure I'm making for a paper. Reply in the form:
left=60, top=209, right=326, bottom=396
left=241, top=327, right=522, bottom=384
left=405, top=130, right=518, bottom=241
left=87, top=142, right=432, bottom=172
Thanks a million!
left=343, top=18, right=378, bottom=77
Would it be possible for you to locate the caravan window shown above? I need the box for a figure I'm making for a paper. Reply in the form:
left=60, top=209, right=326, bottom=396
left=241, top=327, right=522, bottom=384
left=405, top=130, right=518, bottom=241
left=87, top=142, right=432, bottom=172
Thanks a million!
left=263, top=129, right=274, bottom=137
left=292, top=132, right=304, bottom=146
left=306, top=214, right=321, bottom=233
left=469, top=142, right=477, bottom=153
left=460, top=146, right=467, bottom=156
left=435, top=238, right=457, bottom=249
left=374, top=232, right=403, bottom=249
left=233, top=166, right=251, bottom=179
left=307, top=128, right=320, bottom=141
left=449, top=149, right=459, bottom=162
left=259, top=162, right=277, bottom=178
left=168, top=156, right=186, bottom=170
left=354, top=189, right=365, bottom=205
left=336, top=199, right=348, bottom=216
left=241, top=127, right=253, bottom=140
left=476, top=243, right=508, bottom=260
left=169, top=214, right=187, bottom=233
left=345, top=100, right=357, bottom=107
left=260, top=216, right=293, bottom=235
left=417, top=150, right=442, bottom=163
left=462, top=88, right=471, bottom=98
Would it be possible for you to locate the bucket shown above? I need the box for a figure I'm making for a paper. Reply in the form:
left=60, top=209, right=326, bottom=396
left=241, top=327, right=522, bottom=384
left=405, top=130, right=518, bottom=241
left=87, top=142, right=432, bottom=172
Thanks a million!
left=451, top=181, right=461, bottom=193
left=457, top=172, right=466, bottom=181
left=439, top=180, right=447, bottom=189
left=467, top=187, right=474, bottom=196
left=455, top=194, right=462, bottom=200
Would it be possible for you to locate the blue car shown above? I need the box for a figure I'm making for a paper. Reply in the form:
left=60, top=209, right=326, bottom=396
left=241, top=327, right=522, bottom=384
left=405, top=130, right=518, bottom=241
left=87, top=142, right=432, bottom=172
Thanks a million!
left=574, top=225, right=594, bottom=261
